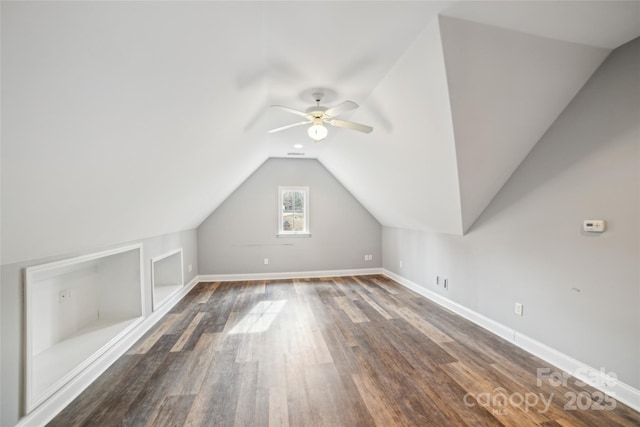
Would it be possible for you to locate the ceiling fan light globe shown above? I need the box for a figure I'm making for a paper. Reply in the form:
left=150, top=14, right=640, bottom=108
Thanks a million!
left=308, top=124, right=328, bottom=141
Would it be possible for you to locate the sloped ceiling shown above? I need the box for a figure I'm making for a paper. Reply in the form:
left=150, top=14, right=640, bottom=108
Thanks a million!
left=2, top=1, right=639, bottom=264
left=318, top=17, right=464, bottom=234
left=440, top=15, right=610, bottom=231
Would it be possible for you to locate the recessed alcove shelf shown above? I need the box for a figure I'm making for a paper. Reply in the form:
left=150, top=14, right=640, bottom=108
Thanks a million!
left=24, top=244, right=144, bottom=413
left=151, top=248, right=184, bottom=311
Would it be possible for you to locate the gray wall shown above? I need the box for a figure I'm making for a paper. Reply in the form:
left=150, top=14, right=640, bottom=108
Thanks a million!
left=198, top=158, right=382, bottom=274
left=383, top=38, right=639, bottom=389
left=0, top=229, right=198, bottom=426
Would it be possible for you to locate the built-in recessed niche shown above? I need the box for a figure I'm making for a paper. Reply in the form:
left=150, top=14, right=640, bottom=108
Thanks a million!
left=25, top=244, right=144, bottom=413
left=151, top=248, right=184, bottom=311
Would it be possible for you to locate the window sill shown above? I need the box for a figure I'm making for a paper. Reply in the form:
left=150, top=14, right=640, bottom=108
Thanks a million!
left=276, top=233, right=312, bottom=238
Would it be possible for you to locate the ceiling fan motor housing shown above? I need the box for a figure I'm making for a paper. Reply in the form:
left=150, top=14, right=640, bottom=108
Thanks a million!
left=306, top=105, right=328, bottom=118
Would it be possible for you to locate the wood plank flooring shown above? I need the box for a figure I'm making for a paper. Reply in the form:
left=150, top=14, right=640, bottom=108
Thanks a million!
left=49, top=275, right=640, bottom=426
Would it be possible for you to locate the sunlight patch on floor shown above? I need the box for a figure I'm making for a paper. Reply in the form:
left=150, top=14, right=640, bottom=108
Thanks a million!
left=229, top=300, right=287, bottom=334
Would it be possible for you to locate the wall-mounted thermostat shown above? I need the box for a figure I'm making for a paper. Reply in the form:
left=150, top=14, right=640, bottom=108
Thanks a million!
left=583, top=219, right=606, bottom=233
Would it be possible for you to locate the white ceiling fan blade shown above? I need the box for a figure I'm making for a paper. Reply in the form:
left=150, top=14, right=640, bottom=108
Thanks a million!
left=271, top=105, right=309, bottom=118
left=329, top=119, right=373, bottom=134
left=324, top=100, right=359, bottom=117
left=267, top=121, right=311, bottom=133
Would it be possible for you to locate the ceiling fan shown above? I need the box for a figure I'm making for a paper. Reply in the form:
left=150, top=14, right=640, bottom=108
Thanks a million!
left=267, top=92, right=373, bottom=142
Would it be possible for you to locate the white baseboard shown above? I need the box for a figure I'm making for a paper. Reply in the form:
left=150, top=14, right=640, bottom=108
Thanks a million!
left=16, top=276, right=200, bottom=427
left=382, top=269, right=640, bottom=412
left=16, top=268, right=639, bottom=426
left=382, top=269, right=515, bottom=343
left=15, top=268, right=384, bottom=426
left=199, top=267, right=383, bottom=282
left=15, top=269, right=381, bottom=426
left=514, top=332, right=640, bottom=411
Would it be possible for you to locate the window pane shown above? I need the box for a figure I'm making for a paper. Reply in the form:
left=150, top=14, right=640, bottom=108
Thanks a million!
left=281, top=190, right=306, bottom=232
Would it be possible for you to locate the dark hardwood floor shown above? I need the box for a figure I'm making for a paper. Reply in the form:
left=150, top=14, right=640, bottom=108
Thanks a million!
left=49, top=275, right=640, bottom=426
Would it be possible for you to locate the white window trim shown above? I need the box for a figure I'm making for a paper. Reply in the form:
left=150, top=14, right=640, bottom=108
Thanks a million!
left=277, top=186, right=311, bottom=237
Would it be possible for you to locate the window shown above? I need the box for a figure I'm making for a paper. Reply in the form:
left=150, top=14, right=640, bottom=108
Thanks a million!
left=278, top=186, right=310, bottom=236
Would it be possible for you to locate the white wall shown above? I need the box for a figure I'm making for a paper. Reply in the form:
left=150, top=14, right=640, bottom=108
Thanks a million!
left=382, top=38, right=639, bottom=390
left=31, top=264, right=100, bottom=355
left=319, top=16, right=464, bottom=235
left=1, top=3, right=4, bottom=421
left=439, top=15, right=609, bottom=232
left=0, top=229, right=198, bottom=426
left=0, top=2, right=269, bottom=265
left=198, top=158, right=382, bottom=274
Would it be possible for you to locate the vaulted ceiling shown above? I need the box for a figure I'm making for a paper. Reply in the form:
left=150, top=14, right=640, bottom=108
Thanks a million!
left=2, top=1, right=639, bottom=264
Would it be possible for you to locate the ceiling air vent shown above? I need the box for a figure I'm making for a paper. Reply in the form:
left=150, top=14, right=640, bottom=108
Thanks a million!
left=287, top=152, right=305, bottom=156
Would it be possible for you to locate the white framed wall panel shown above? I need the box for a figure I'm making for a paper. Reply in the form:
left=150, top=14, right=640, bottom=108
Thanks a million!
left=151, top=248, right=184, bottom=311
left=24, top=244, right=144, bottom=413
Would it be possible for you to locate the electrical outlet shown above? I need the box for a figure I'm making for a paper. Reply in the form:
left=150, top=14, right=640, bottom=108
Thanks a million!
left=443, top=278, right=448, bottom=290
left=264, top=258, right=269, bottom=265
left=515, top=302, right=523, bottom=316
left=399, top=260, right=403, bottom=268
left=188, top=264, right=193, bottom=273
left=436, top=276, right=440, bottom=285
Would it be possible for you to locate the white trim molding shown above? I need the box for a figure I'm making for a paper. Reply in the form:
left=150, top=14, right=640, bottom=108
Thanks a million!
left=17, top=267, right=639, bottom=427
left=16, top=269, right=381, bottom=426
left=198, top=268, right=383, bottom=282
left=514, top=333, right=640, bottom=411
left=383, top=269, right=515, bottom=342
left=17, top=276, right=200, bottom=427
left=151, top=248, right=185, bottom=311
left=278, top=186, right=310, bottom=236
left=23, top=244, right=145, bottom=413
left=382, top=269, right=640, bottom=412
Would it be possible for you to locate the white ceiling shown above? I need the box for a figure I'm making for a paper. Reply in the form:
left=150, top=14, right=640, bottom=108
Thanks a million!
left=2, top=1, right=639, bottom=263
